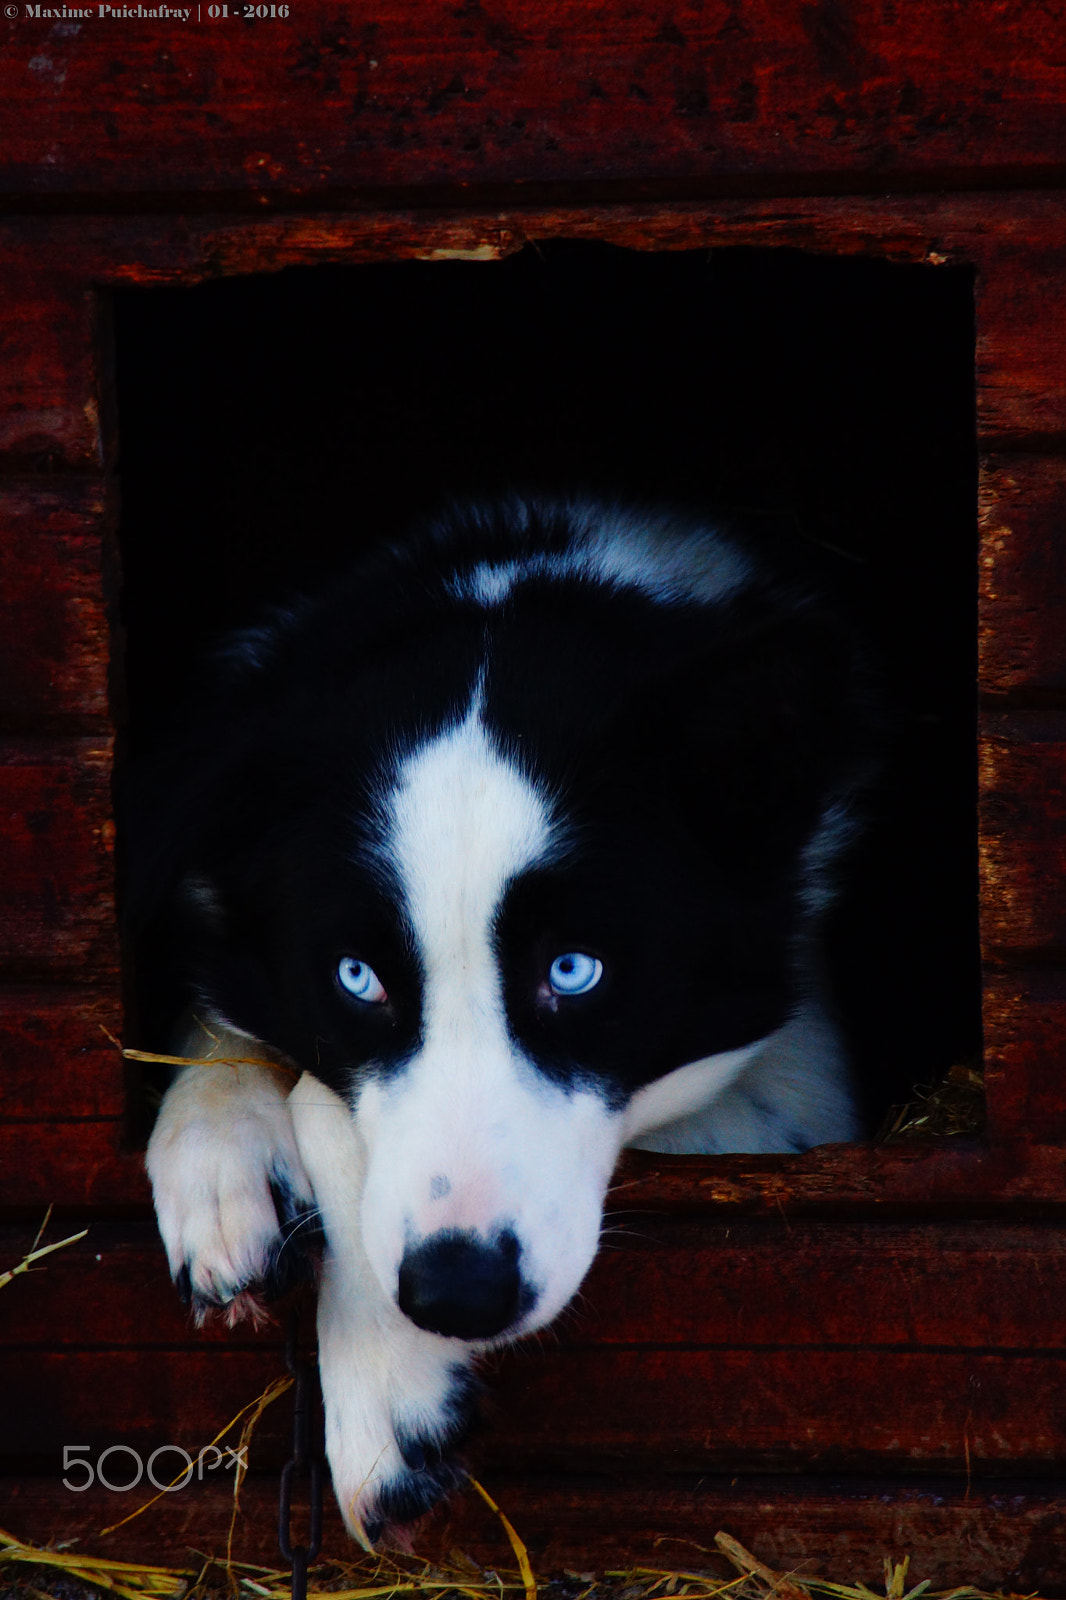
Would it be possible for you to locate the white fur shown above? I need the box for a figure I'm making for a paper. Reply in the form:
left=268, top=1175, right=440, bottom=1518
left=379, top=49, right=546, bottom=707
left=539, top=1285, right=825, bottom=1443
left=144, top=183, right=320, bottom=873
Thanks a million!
left=360, top=704, right=622, bottom=1328
left=289, top=1073, right=478, bottom=1544
left=145, top=1018, right=313, bottom=1309
left=628, top=996, right=861, bottom=1154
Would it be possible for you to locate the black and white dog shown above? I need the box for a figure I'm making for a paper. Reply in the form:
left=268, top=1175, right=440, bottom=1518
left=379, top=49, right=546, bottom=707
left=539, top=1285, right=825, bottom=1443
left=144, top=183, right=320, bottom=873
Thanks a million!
left=134, top=497, right=870, bottom=1544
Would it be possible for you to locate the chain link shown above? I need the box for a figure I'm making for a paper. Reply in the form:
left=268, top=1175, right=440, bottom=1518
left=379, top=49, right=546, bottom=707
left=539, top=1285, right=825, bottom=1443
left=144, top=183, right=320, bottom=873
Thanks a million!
left=279, top=1306, right=324, bottom=1600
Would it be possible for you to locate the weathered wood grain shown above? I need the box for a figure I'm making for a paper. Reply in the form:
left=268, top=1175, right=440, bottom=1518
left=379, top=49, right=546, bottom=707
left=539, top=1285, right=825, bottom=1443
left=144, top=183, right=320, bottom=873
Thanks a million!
left=980, top=455, right=1066, bottom=691
left=1, top=2, right=1065, bottom=203
left=979, top=712, right=1066, bottom=960
left=6, top=1342, right=1066, bottom=1475
left=609, top=1139, right=1066, bottom=1215
left=983, top=969, right=1066, bottom=1142
left=6, top=1218, right=1066, bottom=1351
left=0, top=191, right=1037, bottom=281
left=483, top=1347, right=1066, bottom=1476
left=0, top=737, right=117, bottom=977
left=975, top=230, right=1066, bottom=444
left=0, top=481, right=113, bottom=726
left=0, top=198, right=988, bottom=290
left=0, top=985, right=125, bottom=1120
left=439, top=1473, right=1066, bottom=1590
left=0, top=1120, right=147, bottom=1208
left=0, top=266, right=101, bottom=467
left=4, top=1473, right=1066, bottom=1590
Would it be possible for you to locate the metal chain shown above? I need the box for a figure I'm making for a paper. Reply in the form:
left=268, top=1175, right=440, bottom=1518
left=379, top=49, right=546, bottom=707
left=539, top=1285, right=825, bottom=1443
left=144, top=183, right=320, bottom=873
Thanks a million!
left=279, top=1306, right=324, bottom=1600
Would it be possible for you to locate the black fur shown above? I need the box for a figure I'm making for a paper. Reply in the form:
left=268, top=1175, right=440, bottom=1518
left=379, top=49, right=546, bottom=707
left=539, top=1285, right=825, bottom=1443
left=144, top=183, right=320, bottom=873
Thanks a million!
left=126, top=497, right=873, bottom=1116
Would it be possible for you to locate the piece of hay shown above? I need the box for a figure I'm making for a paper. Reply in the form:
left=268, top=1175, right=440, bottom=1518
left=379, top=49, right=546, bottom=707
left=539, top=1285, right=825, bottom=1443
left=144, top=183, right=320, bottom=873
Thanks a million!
left=0, top=1207, right=88, bottom=1291
left=876, top=1062, right=985, bottom=1143
left=1, top=1523, right=1051, bottom=1600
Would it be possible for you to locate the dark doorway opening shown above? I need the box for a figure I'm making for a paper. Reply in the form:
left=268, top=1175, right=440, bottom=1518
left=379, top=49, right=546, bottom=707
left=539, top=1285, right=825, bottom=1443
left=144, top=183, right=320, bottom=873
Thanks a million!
left=114, top=241, right=979, bottom=1125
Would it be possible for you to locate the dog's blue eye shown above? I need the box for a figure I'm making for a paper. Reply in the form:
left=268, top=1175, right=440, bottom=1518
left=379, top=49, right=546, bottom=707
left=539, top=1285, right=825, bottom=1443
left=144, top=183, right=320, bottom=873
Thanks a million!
left=548, top=952, right=603, bottom=996
left=336, top=957, right=387, bottom=1004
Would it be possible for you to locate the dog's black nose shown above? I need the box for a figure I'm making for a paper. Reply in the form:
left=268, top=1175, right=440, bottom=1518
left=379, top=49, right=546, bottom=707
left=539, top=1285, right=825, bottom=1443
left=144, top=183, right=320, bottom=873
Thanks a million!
left=397, top=1227, right=526, bottom=1340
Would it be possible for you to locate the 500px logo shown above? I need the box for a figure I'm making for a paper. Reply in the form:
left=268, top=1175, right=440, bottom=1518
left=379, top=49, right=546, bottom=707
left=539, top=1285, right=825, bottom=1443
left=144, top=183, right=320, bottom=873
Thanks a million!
left=63, top=1442, right=248, bottom=1492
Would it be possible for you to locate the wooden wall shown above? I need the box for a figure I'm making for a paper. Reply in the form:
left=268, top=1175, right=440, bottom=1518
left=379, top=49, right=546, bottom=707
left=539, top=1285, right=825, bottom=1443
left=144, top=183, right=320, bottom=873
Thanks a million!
left=2, top=4, right=1066, bottom=1590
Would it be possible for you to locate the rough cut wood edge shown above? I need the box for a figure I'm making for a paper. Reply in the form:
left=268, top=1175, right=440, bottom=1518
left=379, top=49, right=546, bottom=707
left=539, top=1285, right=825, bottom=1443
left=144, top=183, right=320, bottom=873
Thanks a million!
left=3, top=1472, right=1065, bottom=1590
left=975, top=234, right=1066, bottom=445
left=0, top=2, right=1064, bottom=202
left=0, top=195, right=1064, bottom=464
left=610, top=1138, right=1066, bottom=1212
left=0, top=266, right=101, bottom=468
left=979, top=712, right=1066, bottom=960
left=980, top=454, right=1066, bottom=692
left=0, top=193, right=1005, bottom=285
left=983, top=968, right=1066, bottom=1141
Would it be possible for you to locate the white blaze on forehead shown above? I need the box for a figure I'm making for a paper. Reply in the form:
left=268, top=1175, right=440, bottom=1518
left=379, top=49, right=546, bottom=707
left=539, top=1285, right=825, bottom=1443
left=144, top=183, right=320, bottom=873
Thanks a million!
left=360, top=704, right=621, bottom=1335
left=385, top=704, right=554, bottom=1008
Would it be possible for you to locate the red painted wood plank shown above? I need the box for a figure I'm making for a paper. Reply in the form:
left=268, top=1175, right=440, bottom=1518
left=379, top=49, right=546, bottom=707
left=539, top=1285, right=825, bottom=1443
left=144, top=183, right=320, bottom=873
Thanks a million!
left=0, top=737, right=118, bottom=977
left=0, top=1473, right=346, bottom=1578
left=3, top=1350, right=291, bottom=1464
left=980, top=455, right=1066, bottom=691
left=983, top=969, right=1066, bottom=1142
left=569, top=1220, right=1066, bottom=1349
left=0, top=1222, right=271, bottom=1346
left=1, top=3, right=1065, bottom=202
left=6, top=1219, right=1066, bottom=1353
left=979, top=713, right=1066, bottom=960
left=6, top=1344, right=1066, bottom=1475
left=0, top=265, right=101, bottom=468
left=441, top=1474, right=1066, bottom=1591
left=483, top=1346, right=1066, bottom=1475
left=0, top=985, right=126, bottom=1120
left=0, top=481, right=112, bottom=726
left=4, top=1472, right=1066, bottom=1591
left=0, top=1120, right=148, bottom=1208
left=976, top=231, right=1066, bottom=444
left=608, top=1140, right=1066, bottom=1215
left=0, top=197, right=986, bottom=291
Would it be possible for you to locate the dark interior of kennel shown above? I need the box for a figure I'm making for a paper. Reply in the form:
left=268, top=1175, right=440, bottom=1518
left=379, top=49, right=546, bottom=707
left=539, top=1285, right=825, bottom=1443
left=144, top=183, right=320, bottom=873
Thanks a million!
left=115, top=242, right=980, bottom=1126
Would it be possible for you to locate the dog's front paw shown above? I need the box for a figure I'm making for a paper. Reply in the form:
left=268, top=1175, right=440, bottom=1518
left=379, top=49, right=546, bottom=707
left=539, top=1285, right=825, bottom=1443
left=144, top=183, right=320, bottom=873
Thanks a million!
left=288, top=1071, right=481, bottom=1544
left=317, top=1274, right=480, bottom=1546
left=146, top=1054, right=319, bottom=1322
